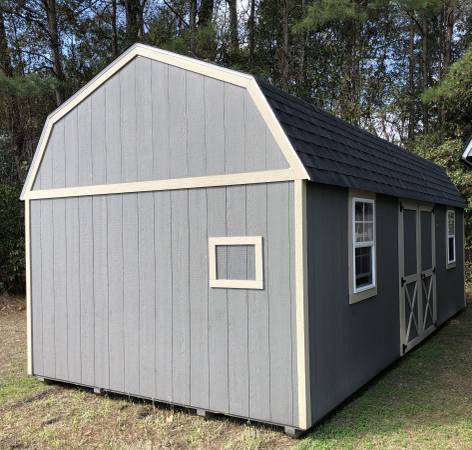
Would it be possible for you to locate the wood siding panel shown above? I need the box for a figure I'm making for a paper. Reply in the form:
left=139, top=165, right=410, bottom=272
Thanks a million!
left=154, top=191, right=173, bottom=401
left=189, top=189, right=209, bottom=408
left=79, top=197, right=94, bottom=386
left=65, top=110, right=79, bottom=187
left=105, top=75, right=122, bottom=184
left=107, top=195, right=125, bottom=392
left=152, top=62, right=170, bottom=180
left=226, top=186, right=249, bottom=417
left=30, top=201, right=43, bottom=375
left=138, top=192, right=156, bottom=398
left=32, top=57, right=288, bottom=191
left=267, top=182, right=294, bottom=425
left=40, top=199, right=55, bottom=378
left=66, top=198, right=81, bottom=383
left=91, top=88, right=107, bottom=185
left=123, top=193, right=140, bottom=394
left=53, top=199, right=68, bottom=380
left=93, top=196, right=109, bottom=388
left=29, top=182, right=297, bottom=427
left=247, top=185, right=270, bottom=421
left=121, top=64, right=137, bottom=183
left=171, top=189, right=190, bottom=405
left=306, top=184, right=400, bottom=426
left=136, top=57, right=153, bottom=181
left=207, top=187, right=229, bottom=413
left=78, top=98, right=93, bottom=186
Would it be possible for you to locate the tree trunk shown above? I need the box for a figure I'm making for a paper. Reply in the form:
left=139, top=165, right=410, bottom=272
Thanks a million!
left=280, top=0, right=289, bottom=89
left=421, top=14, right=429, bottom=133
left=189, top=0, right=197, bottom=53
left=439, top=4, right=455, bottom=124
left=43, top=0, right=64, bottom=106
left=248, top=0, right=255, bottom=68
left=112, top=0, right=118, bottom=57
left=124, top=0, right=145, bottom=44
left=198, top=0, right=214, bottom=28
left=227, top=0, right=238, bottom=57
left=408, top=20, right=415, bottom=140
left=0, top=10, right=13, bottom=76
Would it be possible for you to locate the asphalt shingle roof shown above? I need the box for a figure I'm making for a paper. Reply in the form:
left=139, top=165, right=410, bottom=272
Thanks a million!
left=258, top=80, right=466, bottom=208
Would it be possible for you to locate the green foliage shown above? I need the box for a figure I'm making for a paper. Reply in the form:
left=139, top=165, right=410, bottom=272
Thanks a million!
left=0, top=184, right=24, bottom=293
left=423, top=46, right=472, bottom=139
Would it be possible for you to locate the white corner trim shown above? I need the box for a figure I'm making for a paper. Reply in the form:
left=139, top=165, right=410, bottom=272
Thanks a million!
left=25, top=169, right=298, bottom=200
left=208, top=236, right=264, bottom=290
left=247, top=80, right=310, bottom=180
left=21, top=43, right=309, bottom=201
left=25, top=199, right=32, bottom=375
left=294, top=179, right=311, bottom=429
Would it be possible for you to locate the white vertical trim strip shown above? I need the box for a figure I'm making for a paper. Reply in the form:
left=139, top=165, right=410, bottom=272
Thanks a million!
left=25, top=199, right=33, bottom=375
left=294, top=179, right=310, bottom=429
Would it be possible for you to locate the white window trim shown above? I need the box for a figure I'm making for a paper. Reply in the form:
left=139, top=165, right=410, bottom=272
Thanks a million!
left=208, top=236, right=264, bottom=289
left=446, top=209, right=456, bottom=269
left=348, top=192, right=377, bottom=304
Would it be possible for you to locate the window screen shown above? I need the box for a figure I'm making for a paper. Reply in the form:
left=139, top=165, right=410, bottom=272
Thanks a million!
left=352, top=198, right=376, bottom=292
left=216, top=245, right=256, bottom=280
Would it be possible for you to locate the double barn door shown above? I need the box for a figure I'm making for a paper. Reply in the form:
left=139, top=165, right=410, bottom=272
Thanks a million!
left=399, top=201, right=436, bottom=354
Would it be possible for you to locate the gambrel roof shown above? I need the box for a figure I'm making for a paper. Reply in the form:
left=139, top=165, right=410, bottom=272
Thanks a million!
left=22, top=43, right=465, bottom=208
left=259, top=81, right=466, bottom=208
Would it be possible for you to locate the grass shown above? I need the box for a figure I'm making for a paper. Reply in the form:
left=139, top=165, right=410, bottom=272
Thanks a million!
left=1, top=295, right=472, bottom=449
left=297, top=297, right=472, bottom=450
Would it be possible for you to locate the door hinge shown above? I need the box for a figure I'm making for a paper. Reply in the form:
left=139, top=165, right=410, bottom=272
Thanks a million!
left=402, top=343, right=407, bottom=353
left=399, top=202, right=404, bottom=212
left=401, top=277, right=406, bottom=287
left=433, top=267, right=436, bottom=274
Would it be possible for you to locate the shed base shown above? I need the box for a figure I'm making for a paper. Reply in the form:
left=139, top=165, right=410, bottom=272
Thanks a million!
left=195, top=408, right=217, bottom=419
left=284, top=426, right=305, bottom=438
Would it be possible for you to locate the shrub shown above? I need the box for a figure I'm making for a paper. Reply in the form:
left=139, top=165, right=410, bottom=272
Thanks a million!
left=0, top=184, right=24, bottom=293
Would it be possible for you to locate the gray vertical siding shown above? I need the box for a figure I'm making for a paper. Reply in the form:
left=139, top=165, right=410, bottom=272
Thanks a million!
left=306, top=183, right=400, bottom=425
left=435, top=205, right=465, bottom=325
left=32, top=56, right=288, bottom=191
left=30, top=181, right=298, bottom=427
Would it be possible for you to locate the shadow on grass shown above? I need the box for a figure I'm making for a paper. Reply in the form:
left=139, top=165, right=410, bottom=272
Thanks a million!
left=297, top=305, right=472, bottom=449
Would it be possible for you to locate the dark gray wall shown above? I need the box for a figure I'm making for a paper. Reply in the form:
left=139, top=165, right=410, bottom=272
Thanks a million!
left=435, top=205, right=465, bottom=325
left=33, top=56, right=288, bottom=191
left=30, top=182, right=299, bottom=427
left=306, top=183, right=400, bottom=424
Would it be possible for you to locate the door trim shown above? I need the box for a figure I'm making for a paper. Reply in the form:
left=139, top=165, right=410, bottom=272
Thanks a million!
left=398, top=200, right=436, bottom=355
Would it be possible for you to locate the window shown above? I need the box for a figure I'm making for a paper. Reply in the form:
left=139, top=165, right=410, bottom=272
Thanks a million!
left=446, top=209, right=456, bottom=268
left=349, top=194, right=377, bottom=303
left=208, top=236, right=263, bottom=289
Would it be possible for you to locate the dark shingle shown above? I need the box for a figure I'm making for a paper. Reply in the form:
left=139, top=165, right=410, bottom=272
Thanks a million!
left=258, top=80, right=466, bottom=208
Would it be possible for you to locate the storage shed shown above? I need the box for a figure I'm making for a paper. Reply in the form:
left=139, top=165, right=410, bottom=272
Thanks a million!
left=21, top=43, right=466, bottom=436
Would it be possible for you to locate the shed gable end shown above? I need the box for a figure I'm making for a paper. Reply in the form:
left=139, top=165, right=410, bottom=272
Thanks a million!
left=32, top=56, right=289, bottom=191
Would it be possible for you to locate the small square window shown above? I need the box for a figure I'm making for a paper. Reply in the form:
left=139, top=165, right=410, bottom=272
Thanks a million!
left=209, top=236, right=263, bottom=289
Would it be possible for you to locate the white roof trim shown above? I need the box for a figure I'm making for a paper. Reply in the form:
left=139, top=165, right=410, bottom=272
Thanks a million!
left=462, top=136, right=472, bottom=167
left=21, top=43, right=309, bottom=200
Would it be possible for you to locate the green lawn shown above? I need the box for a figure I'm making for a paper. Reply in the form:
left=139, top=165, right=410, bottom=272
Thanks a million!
left=297, top=300, right=472, bottom=449
left=1, top=295, right=472, bottom=449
